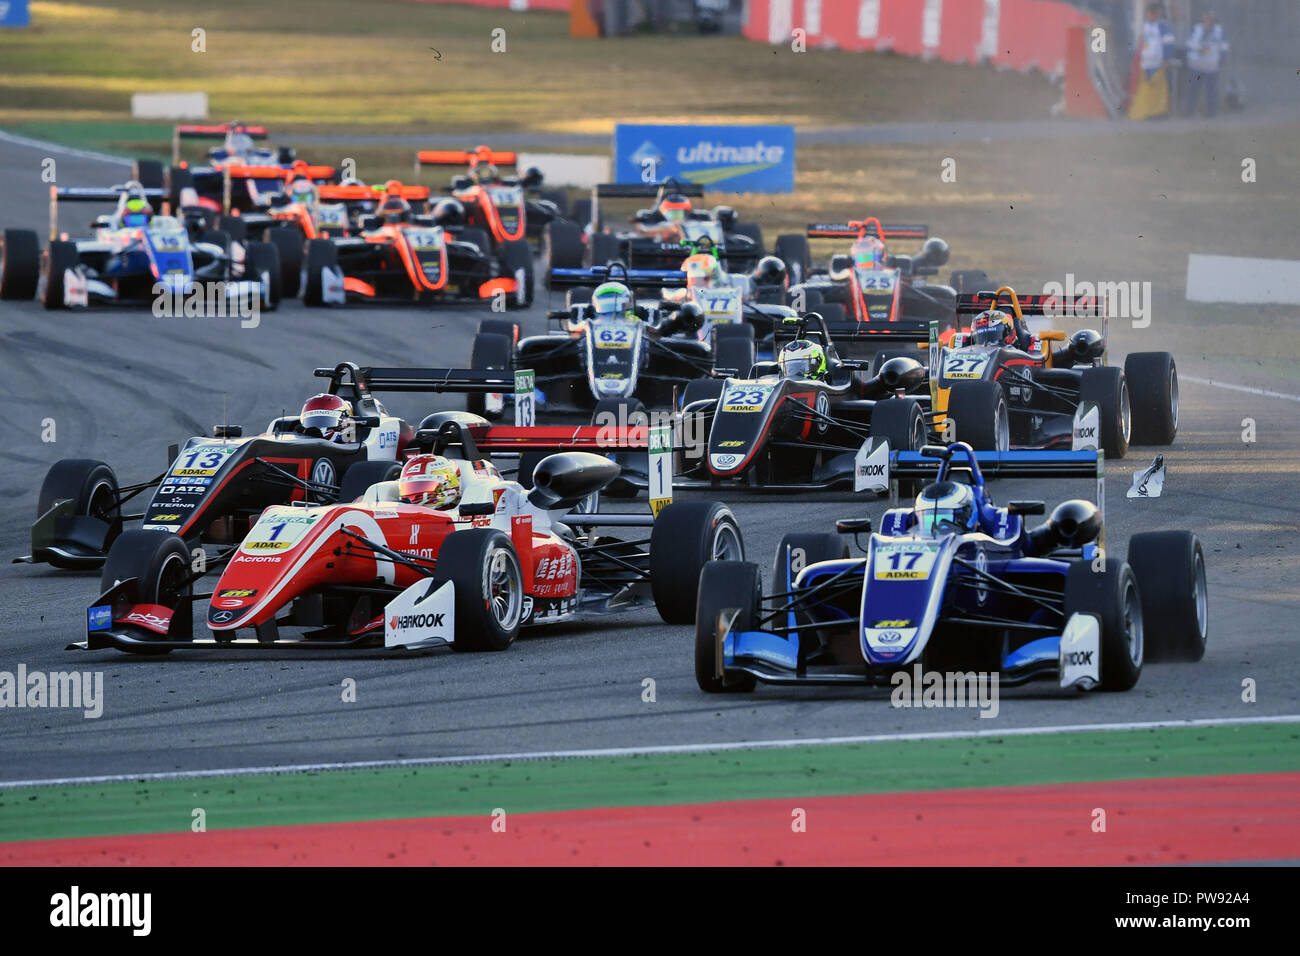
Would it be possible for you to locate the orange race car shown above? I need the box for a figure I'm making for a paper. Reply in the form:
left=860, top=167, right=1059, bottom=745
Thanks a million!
left=300, top=180, right=530, bottom=309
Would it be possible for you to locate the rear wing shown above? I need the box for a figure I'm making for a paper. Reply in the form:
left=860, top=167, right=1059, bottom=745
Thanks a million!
left=215, top=162, right=336, bottom=183
left=416, top=149, right=518, bottom=168
left=548, top=266, right=687, bottom=290
left=957, top=287, right=1109, bottom=321
left=807, top=221, right=928, bottom=241
left=774, top=311, right=933, bottom=351
left=49, top=185, right=165, bottom=240
left=173, top=123, right=268, bottom=164
left=595, top=182, right=705, bottom=199
left=314, top=365, right=515, bottom=396
left=892, top=449, right=1100, bottom=480
left=316, top=183, right=429, bottom=202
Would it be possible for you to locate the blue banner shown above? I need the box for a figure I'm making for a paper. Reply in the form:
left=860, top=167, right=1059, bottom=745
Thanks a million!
left=613, top=123, right=795, bottom=194
left=0, top=1, right=30, bottom=27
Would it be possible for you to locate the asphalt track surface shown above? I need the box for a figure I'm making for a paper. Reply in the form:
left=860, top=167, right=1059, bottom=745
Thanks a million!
left=0, top=136, right=1297, bottom=784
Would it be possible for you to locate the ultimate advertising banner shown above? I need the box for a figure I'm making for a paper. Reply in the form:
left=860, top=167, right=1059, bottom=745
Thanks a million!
left=0, top=1, right=30, bottom=27
left=613, top=124, right=796, bottom=194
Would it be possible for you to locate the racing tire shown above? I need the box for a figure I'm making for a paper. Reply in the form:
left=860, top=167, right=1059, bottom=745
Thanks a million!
left=681, top=377, right=725, bottom=411
left=268, top=228, right=304, bottom=299
left=650, top=501, right=744, bottom=625
left=774, top=234, right=811, bottom=286
left=167, top=165, right=194, bottom=210
left=466, top=332, right=513, bottom=420
left=570, top=197, right=596, bottom=231
left=515, top=450, right=547, bottom=489
left=713, top=323, right=756, bottom=377
left=588, top=232, right=620, bottom=269
left=772, top=533, right=849, bottom=594
left=1, top=229, right=40, bottom=300
left=815, top=302, right=846, bottom=327
left=41, top=240, right=79, bottom=310
left=948, top=269, right=993, bottom=295
left=434, top=528, right=524, bottom=652
left=100, top=530, right=193, bottom=655
left=1124, top=351, right=1178, bottom=445
left=946, top=380, right=1009, bottom=451
left=591, top=397, right=647, bottom=431
left=336, top=460, right=401, bottom=505
left=38, top=459, right=123, bottom=564
left=694, top=561, right=760, bottom=693
left=1079, top=365, right=1131, bottom=459
left=477, top=318, right=519, bottom=344
left=458, top=227, right=492, bottom=258
left=541, top=219, right=584, bottom=277
left=497, top=238, right=534, bottom=307
left=730, top=222, right=764, bottom=255
left=566, top=285, right=593, bottom=311
left=538, top=188, right=569, bottom=219
left=1128, top=531, right=1207, bottom=662
left=1064, top=561, right=1143, bottom=692
left=302, top=239, right=339, bottom=307
left=200, top=229, right=232, bottom=257
left=869, top=398, right=927, bottom=452
left=132, top=159, right=165, bottom=192
left=243, top=240, right=281, bottom=310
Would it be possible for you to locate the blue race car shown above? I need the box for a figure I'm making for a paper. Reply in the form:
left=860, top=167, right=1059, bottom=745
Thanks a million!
left=35, top=181, right=280, bottom=311
left=695, top=442, right=1208, bottom=694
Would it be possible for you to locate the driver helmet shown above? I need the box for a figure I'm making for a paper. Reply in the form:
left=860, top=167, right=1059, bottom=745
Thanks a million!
left=299, top=393, right=353, bottom=442
left=914, top=480, right=978, bottom=537
left=778, top=339, right=828, bottom=380
left=472, top=162, right=499, bottom=184
left=682, top=253, right=725, bottom=291
left=380, top=195, right=411, bottom=224
left=591, top=281, right=634, bottom=319
left=226, top=122, right=254, bottom=156
left=971, top=309, right=1017, bottom=347
left=398, top=454, right=462, bottom=510
left=659, top=194, right=692, bottom=223
left=121, top=196, right=153, bottom=229
left=288, top=177, right=317, bottom=206
left=852, top=235, right=887, bottom=270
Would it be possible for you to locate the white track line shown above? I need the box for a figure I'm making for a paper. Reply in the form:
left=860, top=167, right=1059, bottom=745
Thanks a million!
left=1182, top=375, right=1300, bottom=403
left=0, top=128, right=132, bottom=166
left=2, top=714, right=1297, bottom=791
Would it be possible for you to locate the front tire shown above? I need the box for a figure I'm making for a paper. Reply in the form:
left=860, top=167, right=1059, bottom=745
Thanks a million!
left=1125, top=351, right=1178, bottom=445
left=1079, top=366, right=1131, bottom=459
left=497, top=238, right=534, bottom=307
left=100, top=530, right=192, bottom=655
left=41, top=240, right=79, bottom=310
left=869, top=398, right=926, bottom=452
left=466, top=332, right=513, bottom=420
left=694, top=561, right=760, bottom=693
left=268, top=228, right=304, bottom=299
left=435, top=529, right=524, bottom=652
left=0, top=228, right=40, bottom=300
left=1064, top=561, right=1143, bottom=691
left=713, top=323, right=755, bottom=377
left=946, top=380, right=1009, bottom=451
left=243, top=240, right=281, bottom=310
left=302, top=238, right=338, bottom=306
left=650, top=501, right=744, bottom=624
left=1128, top=531, right=1207, bottom=662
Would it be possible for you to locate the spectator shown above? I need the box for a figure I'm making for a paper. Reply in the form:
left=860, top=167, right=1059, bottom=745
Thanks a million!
left=1128, top=2, right=1176, bottom=120
left=1185, top=10, right=1229, bottom=117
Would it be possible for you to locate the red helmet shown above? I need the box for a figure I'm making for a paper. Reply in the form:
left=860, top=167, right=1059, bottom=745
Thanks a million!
left=398, top=454, right=461, bottom=509
left=660, top=194, right=692, bottom=222
left=299, top=393, right=352, bottom=440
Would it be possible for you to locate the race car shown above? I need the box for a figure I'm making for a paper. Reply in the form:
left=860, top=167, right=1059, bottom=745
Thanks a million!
left=919, top=287, right=1179, bottom=457
left=21, top=181, right=280, bottom=311
left=78, top=420, right=744, bottom=654
left=156, top=122, right=338, bottom=215
left=17, top=363, right=416, bottom=571
left=299, top=180, right=532, bottom=307
left=543, top=180, right=798, bottom=280
left=695, top=441, right=1208, bottom=694
left=416, top=145, right=569, bottom=252
left=790, top=218, right=972, bottom=339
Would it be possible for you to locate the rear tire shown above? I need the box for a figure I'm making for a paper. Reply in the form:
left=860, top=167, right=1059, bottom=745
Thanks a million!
left=1064, top=561, right=1143, bottom=691
left=132, top=159, right=165, bottom=192
left=650, top=501, right=744, bottom=624
left=589, top=232, right=619, bottom=269
left=948, top=269, right=993, bottom=295
left=538, top=188, right=569, bottom=218
left=542, top=219, right=583, bottom=276
left=946, top=380, right=1009, bottom=451
left=336, top=460, right=401, bottom=504
left=774, top=234, right=811, bottom=286
left=458, top=227, right=491, bottom=257
left=1128, top=531, right=1207, bottom=662
left=497, top=238, right=534, bottom=307
left=167, top=165, right=194, bottom=210
left=41, top=240, right=79, bottom=310
left=1, top=229, right=40, bottom=300
left=772, top=533, right=848, bottom=593
left=435, top=529, right=524, bottom=652
left=681, top=377, right=725, bottom=411
left=302, top=238, right=338, bottom=306
left=268, top=228, right=303, bottom=299
left=570, top=197, right=596, bottom=232
left=1124, top=351, right=1177, bottom=445
left=730, top=222, right=764, bottom=255
left=713, top=323, right=755, bottom=377
left=869, top=398, right=926, bottom=452
left=243, top=240, right=281, bottom=310
left=694, top=560, right=760, bottom=693
left=200, top=229, right=231, bottom=257
left=467, top=332, right=512, bottom=420
left=815, top=302, right=846, bottom=327
left=1079, top=366, right=1131, bottom=459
